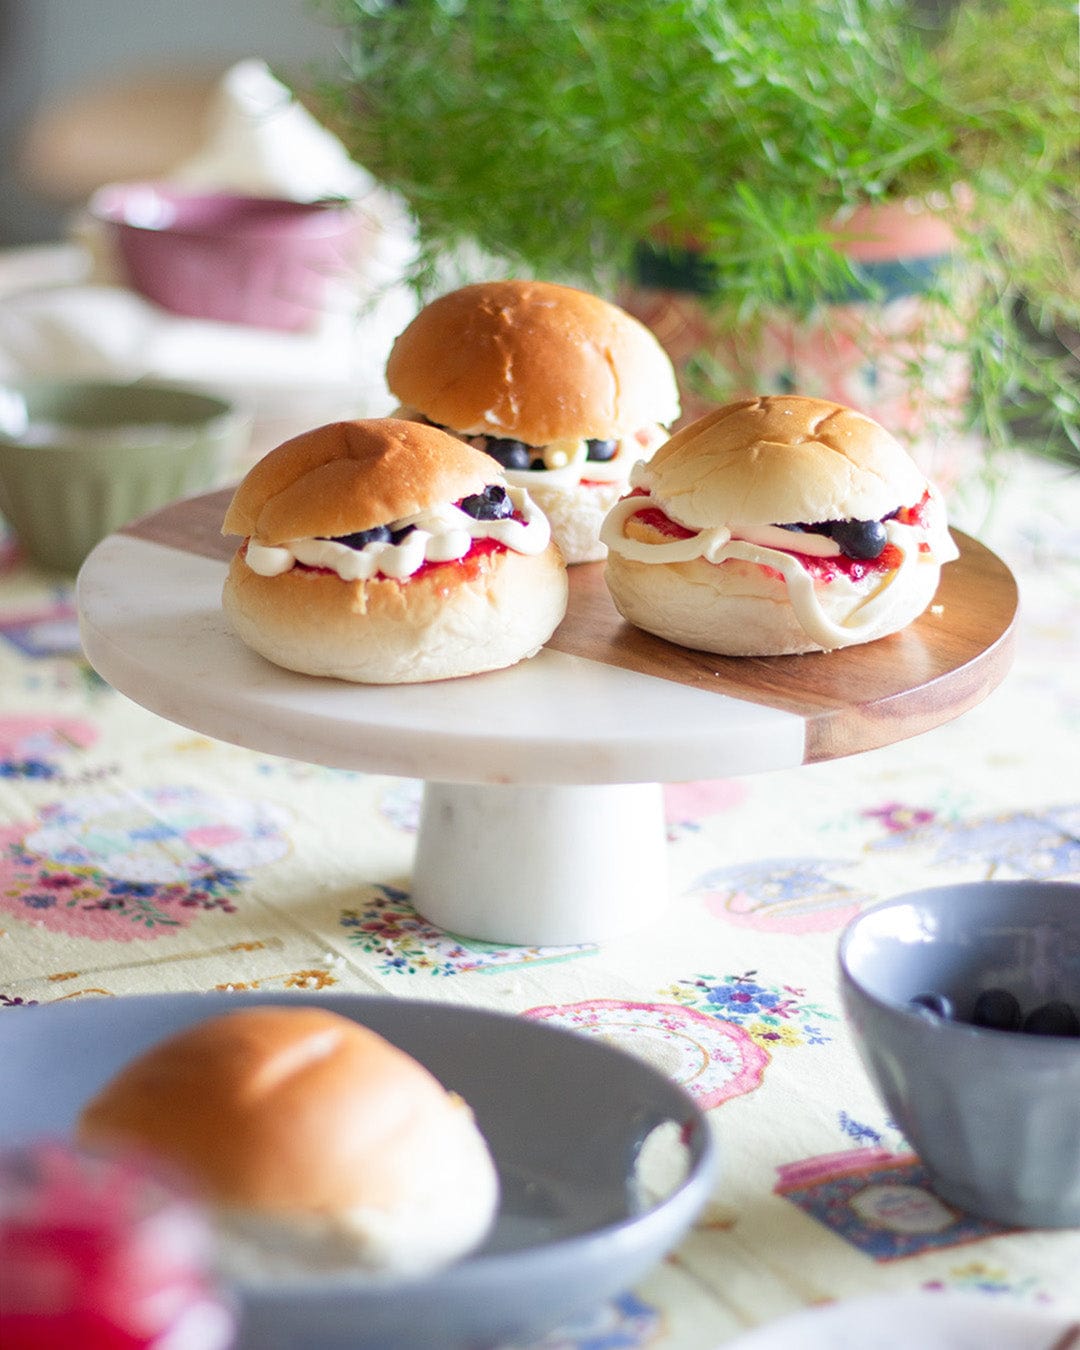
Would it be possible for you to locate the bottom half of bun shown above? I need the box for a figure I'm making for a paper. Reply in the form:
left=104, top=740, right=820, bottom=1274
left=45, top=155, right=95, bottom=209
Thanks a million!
left=604, top=551, right=945, bottom=656
left=223, top=543, right=569, bottom=683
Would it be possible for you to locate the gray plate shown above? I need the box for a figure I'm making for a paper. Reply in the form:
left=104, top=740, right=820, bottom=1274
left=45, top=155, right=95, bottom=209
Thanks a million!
left=0, top=990, right=717, bottom=1349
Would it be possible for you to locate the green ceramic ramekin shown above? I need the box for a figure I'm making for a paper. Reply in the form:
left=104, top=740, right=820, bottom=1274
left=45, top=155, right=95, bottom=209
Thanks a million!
left=0, top=379, right=249, bottom=573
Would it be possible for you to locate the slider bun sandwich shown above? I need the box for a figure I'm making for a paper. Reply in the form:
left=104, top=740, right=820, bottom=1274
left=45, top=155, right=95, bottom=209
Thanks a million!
left=77, top=1005, right=500, bottom=1278
left=386, top=279, right=681, bottom=564
left=601, top=394, right=960, bottom=656
left=221, top=417, right=568, bottom=683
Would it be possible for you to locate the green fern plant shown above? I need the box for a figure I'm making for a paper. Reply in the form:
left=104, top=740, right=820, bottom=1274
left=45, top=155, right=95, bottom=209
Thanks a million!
left=315, top=0, right=1078, bottom=462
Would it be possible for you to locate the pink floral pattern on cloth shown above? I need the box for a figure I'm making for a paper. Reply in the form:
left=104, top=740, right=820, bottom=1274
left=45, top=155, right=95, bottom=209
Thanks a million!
left=663, top=779, right=747, bottom=840
left=0, top=597, right=82, bottom=657
left=688, top=858, right=866, bottom=934
left=0, top=786, right=290, bottom=941
left=522, top=998, right=769, bottom=1109
left=0, top=714, right=98, bottom=780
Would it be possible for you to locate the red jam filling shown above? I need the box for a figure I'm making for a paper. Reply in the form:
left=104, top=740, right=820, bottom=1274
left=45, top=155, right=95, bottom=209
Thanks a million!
left=632, top=505, right=696, bottom=540
left=894, top=489, right=933, bottom=528
left=279, top=534, right=508, bottom=584
left=626, top=495, right=912, bottom=580
left=411, top=535, right=505, bottom=582
left=771, top=542, right=903, bottom=583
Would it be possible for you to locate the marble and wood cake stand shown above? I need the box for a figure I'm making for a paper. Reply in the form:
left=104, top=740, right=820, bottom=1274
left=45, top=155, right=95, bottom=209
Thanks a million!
left=77, top=489, right=1018, bottom=946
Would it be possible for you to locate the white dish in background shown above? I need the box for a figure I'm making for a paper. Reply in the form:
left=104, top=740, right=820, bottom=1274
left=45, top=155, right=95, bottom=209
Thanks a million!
left=0, top=990, right=716, bottom=1350
left=725, top=1292, right=1080, bottom=1350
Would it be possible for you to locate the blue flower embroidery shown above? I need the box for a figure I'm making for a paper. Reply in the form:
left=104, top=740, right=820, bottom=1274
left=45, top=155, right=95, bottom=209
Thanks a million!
left=106, top=881, right=157, bottom=898
left=705, top=980, right=783, bottom=1018
left=22, top=892, right=56, bottom=909
left=0, top=759, right=58, bottom=780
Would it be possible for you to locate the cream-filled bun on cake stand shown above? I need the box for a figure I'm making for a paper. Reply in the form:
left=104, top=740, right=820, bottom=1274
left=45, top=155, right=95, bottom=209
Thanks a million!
left=602, top=394, right=960, bottom=656
left=386, top=279, right=681, bottom=564
left=221, top=417, right=568, bottom=683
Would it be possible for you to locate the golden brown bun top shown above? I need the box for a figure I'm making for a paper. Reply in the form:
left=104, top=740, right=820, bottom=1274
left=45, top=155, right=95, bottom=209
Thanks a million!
left=642, top=395, right=928, bottom=527
left=78, top=1005, right=463, bottom=1217
left=385, top=279, right=681, bottom=444
left=222, top=418, right=503, bottom=544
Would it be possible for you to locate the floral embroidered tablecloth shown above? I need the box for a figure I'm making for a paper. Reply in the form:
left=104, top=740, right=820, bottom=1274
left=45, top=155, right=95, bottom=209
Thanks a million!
left=1, top=438, right=1078, bottom=1347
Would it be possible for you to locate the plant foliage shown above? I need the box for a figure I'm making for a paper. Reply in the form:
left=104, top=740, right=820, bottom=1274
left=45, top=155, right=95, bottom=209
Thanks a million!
left=316, top=0, right=1078, bottom=460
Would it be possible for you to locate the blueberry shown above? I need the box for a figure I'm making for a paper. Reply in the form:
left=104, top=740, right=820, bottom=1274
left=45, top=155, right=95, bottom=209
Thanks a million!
left=910, top=991, right=954, bottom=1019
left=1022, top=1000, right=1080, bottom=1037
left=586, top=438, right=618, bottom=462
left=971, top=987, right=1022, bottom=1031
left=391, top=524, right=416, bottom=544
left=327, top=525, right=393, bottom=550
left=829, top=519, right=889, bottom=560
left=458, top=484, right=514, bottom=521
left=482, top=437, right=532, bottom=471
left=778, top=522, right=810, bottom=533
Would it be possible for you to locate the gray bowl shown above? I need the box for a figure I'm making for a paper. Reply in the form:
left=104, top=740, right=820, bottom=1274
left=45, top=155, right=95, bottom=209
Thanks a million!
left=0, top=991, right=716, bottom=1349
left=838, top=880, right=1080, bottom=1228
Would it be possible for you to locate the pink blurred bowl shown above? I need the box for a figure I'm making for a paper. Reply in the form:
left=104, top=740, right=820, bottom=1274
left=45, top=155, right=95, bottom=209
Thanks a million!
left=90, top=183, right=360, bottom=332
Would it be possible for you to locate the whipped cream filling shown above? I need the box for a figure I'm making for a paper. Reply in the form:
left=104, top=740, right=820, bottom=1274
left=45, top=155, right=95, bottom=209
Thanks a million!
left=394, top=407, right=669, bottom=490
left=244, top=486, right=550, bottom=582
left=500, top=425, right=670, bottom=490
left=601, top=484, right=960, bottom=650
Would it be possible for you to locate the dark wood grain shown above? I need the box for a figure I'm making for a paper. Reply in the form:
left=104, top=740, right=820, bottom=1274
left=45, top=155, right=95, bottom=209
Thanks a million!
left=123, top=486, right=238, bottom=563
left=549, top=537, right=1018, bottom=761
left=125, top=493, right=1018, bottom=764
